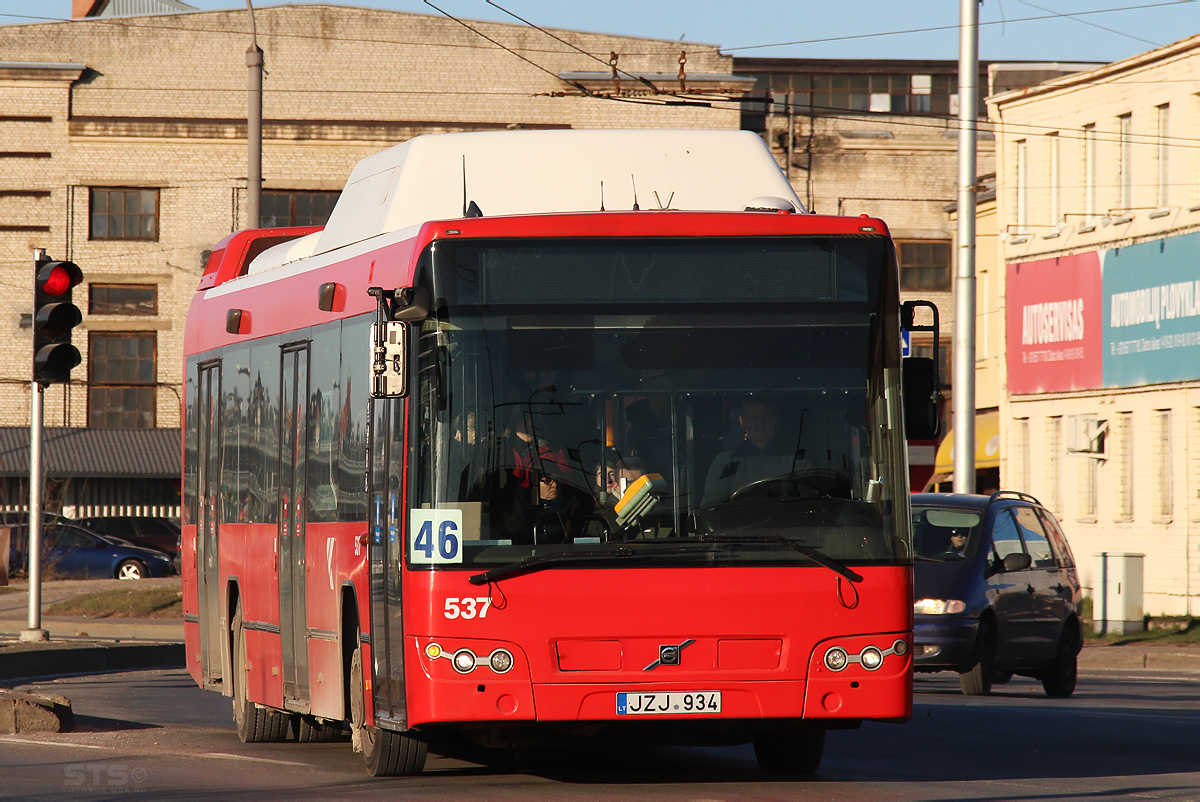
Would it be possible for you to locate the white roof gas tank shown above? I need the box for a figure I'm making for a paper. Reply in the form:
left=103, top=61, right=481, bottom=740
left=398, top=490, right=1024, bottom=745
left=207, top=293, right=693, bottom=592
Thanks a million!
left=312, top=129, right=804, bottom=255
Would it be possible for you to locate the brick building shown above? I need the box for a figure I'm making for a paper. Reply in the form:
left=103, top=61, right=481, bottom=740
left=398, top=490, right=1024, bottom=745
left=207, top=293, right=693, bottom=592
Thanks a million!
left=0, top=4, right=745, bottom=515
left=990, top=34, right=1200, bottom=615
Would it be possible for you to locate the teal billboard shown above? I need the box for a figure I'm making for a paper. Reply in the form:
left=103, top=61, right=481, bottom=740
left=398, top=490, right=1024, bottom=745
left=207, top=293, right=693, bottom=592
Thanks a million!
left=1103, top=231, right=1200, bottom=388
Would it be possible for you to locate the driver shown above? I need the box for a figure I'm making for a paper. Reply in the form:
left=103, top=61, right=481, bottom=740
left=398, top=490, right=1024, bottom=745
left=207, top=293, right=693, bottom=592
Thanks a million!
left=944, top=529, right=969, bottom=556
left=703, top=399, right=804, bottom=504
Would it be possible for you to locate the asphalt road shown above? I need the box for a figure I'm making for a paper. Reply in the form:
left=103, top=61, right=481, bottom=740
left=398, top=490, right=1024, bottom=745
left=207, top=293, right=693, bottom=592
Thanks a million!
left=1, top=668, right=1197, bottom=799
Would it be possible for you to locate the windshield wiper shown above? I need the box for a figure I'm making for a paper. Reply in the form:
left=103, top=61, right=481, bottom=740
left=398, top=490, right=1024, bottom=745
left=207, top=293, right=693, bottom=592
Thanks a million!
left=468, top=542, right=753, bottom=585
left=696, top=533, right=863, bottom=583
left=468, top=547, right=636, bottom=585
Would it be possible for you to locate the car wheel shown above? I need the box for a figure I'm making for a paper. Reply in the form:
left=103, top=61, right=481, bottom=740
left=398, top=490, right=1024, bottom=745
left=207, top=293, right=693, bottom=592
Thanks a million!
left=116, top=559, right=146, bottom=580
left=959, top=620, right=995, bottom=696
left=1041, top=631, right=1078, bottom=698
left=232, top=609, right=289, bottom=743
left=349, top=631, right=426, bottom=775
left=753, top=725, right=825, bottom=774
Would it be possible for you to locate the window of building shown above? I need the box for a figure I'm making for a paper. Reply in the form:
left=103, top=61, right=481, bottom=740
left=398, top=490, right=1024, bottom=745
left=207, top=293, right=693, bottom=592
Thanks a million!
left=897, top=240, right=951, bottom=291
left=1015, top=139, right=1028, bottom=232
left=1048, top=416, right=1062, bottom=513
left=1118, top=113, right=1133, bottom=211
left=1047, top=132, right=1060, bottom=225
left=1017, top=417, right=1031, bottom=494
left=1156, top=104, right=1170, bottom=209
left=765, top=71, right=965, bottom=117
left=89, top=284, right=157, bottom=315
left=1157, top=410, right=1172, bottom=520
left=89, top=332, right=156, bottom=429
left=1117, top=411, right=1133, bottom=521
left=1083, top=123, right=1097, bottom=220
left=260, top=190, right=339, bottom=228
left=90, top=188, right=159, bottom=241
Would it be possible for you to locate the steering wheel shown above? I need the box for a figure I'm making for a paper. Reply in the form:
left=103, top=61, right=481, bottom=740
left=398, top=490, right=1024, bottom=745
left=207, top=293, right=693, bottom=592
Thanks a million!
left=728, top=469, right=852, bottom=502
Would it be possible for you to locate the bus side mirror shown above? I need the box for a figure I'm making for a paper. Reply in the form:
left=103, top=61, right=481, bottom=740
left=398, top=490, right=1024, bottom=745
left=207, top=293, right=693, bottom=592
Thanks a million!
left=370, top=320, right=406, bottom=398
left=903, top=357, right=939, bottom=440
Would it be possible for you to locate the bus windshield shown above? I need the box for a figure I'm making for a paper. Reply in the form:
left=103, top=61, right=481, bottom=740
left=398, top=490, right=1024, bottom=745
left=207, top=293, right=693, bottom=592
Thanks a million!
left=410, top=236, right=908, bottom=570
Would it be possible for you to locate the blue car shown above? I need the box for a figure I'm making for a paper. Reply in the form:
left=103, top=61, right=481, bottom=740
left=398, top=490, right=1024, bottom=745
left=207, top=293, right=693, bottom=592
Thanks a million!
left=7, top=521, right=177, bottom=580
left=910, top=491, right=1082, bottom=697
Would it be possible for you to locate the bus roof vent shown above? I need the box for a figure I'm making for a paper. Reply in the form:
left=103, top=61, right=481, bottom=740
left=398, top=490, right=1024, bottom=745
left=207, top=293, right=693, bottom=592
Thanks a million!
left=744, top=196, right=797, bottom=213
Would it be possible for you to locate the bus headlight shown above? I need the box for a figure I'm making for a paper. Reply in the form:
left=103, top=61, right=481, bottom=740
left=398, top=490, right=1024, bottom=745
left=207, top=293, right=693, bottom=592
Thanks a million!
left=892, top=638, right=908, bottom=656
left=824, top=647, right=849, bottom=671
left=452, top=649, right=477, bottom=673
left=859, top=647, right=884, bottom=671
left=488, top=649, right=514, bottom=674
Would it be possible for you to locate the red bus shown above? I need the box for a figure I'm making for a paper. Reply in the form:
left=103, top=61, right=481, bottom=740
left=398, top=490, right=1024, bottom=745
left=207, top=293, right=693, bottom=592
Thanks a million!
left=182, top=130, right=939, bottom=776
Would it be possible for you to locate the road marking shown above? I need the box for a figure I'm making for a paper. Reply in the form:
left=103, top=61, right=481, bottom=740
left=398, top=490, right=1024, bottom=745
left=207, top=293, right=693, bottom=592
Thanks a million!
left=0, top=737, right=112, bottom=750
left=0, top=738, right=313, bottom=768
left=196, top=752, right=314, bottom=767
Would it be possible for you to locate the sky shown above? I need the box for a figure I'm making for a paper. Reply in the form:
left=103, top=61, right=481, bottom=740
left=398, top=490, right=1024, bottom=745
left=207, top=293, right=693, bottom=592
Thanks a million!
left=0, top=0, right=1198, bottom=63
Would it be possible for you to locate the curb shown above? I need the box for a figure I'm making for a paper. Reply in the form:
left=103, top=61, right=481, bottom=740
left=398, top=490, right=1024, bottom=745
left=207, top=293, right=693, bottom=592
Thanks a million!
left=0, top=643, right=185, bottom=686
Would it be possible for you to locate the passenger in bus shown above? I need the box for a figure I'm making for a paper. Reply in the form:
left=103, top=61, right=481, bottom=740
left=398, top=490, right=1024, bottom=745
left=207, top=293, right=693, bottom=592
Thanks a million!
left=595, top=454, right=648, bottom=503
left=703, top=399, right=804, bottom=504
left=470, top=408, right=589, bottom=543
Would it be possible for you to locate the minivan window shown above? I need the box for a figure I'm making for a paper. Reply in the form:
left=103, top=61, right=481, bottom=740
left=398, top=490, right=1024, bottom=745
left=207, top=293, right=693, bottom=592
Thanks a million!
left=990, top=509, right=1025, bottom=563
left=1011, top=507, right=1055, bottom=568
left=1036, top=509, right=1075, bottom=568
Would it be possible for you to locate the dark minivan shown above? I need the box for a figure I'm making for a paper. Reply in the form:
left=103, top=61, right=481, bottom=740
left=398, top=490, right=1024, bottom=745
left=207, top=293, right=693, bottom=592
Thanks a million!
left=910, top=491, right=1082, bottom=697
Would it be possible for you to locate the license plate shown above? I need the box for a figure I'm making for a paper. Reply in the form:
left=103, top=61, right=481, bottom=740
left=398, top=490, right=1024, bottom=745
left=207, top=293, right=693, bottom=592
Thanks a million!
left=616, top=691, right=722, bottom=715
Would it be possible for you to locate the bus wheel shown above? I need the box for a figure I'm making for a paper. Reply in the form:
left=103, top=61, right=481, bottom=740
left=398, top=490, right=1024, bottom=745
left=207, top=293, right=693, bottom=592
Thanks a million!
left=349, top=636, right=426, bottom=776
left=292, top=714, right=343, bottom=743
left=753, top=725, right=825, bottom=773
left=232, top=608, right=289, bottom=743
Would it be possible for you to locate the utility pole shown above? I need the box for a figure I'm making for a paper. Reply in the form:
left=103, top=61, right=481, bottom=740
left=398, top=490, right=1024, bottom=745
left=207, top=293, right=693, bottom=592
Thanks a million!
left=246, top=0, right=263, bottom=230
left=23, top=247, right=48, bottom=643
left=952, top=0, right=979, bottom=493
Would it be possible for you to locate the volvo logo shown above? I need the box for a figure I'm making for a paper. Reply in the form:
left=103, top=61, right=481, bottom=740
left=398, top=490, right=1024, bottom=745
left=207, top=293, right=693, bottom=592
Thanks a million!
left=643, top=638, right=696, bottom=671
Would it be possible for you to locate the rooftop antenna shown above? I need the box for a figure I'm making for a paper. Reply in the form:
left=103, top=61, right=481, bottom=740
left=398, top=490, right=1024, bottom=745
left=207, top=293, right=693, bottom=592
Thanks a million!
left=600, top=180, right=605, bottom=212
left=653, top=190, right=676, bottom=210
left=461, top=155, right=468, bottom=217
left=631, top=175, right=639, bottom=211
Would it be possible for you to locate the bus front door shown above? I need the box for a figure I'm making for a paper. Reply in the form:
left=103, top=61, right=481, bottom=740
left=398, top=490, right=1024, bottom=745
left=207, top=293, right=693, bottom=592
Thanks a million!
left=279, top=343, right=311, bottom=709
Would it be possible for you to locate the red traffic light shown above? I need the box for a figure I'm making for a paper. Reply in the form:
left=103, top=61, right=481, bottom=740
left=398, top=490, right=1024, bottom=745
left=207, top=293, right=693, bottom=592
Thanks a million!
left=36, top=260, right=82, bottom=298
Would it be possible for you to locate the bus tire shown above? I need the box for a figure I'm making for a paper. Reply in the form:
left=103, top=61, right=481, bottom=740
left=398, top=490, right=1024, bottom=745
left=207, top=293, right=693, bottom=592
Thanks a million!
left=753, top=725, right=825, bottom=774
left=292, top=714, right=343, bottom=743
left=349, top=634, right=426, bottom=776
left=232, top=608, right=289, bottom=743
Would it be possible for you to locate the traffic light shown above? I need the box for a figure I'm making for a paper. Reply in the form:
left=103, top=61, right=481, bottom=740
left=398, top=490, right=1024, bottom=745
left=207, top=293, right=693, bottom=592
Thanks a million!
left=33, top=257, right=83, bottom=385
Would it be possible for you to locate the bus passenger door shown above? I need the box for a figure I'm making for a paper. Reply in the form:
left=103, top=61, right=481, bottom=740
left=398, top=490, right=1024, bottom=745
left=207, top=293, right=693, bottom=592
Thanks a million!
left=196, top=361, right=223, bottom=688
left=279, top=343, right=311, bottom=708
left=368, top=396, right=407, bottom=726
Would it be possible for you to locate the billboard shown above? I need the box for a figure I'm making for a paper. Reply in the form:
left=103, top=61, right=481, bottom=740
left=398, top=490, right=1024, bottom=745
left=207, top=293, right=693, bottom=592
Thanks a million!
left=1007, top=231, right=1200, bottom=393
left=1103, top=233, right=1200, bottom=387
left=1006, top=252, right=1103, bottom=394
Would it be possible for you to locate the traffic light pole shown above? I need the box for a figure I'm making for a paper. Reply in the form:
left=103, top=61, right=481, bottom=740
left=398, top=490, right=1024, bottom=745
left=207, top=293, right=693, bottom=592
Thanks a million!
left=23, top=248, right=48, bottom=642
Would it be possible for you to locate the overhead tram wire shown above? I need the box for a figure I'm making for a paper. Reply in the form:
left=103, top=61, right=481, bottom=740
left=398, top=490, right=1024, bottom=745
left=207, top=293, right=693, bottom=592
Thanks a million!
left=422, top=0, right=710, bottom=107
left=482, top=0, right=663, bottom=95
left=2, top=0, right=1185, bottom=65
left=1017, top=0, right=1164, bottom=47
left=627, top=0, right=1192, bottom=55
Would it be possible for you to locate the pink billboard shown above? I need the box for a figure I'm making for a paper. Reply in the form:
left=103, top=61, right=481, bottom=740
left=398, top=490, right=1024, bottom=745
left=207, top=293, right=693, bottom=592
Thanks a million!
left=1006, top=253, right=1102, bottom=394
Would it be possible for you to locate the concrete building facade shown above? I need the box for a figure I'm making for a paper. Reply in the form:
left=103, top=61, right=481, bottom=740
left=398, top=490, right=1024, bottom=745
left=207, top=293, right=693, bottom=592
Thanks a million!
left=990, top=34, right=1200, bottom=616
left=0, top=4, right=743, bottom=515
